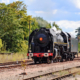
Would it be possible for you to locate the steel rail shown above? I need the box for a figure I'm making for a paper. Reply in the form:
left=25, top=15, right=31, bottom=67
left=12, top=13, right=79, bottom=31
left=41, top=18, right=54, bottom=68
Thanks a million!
left=52, top=71, right=79, bottom=80
left=0, top=59, right=32, bottom=66
left=0, top=60, right=33, bottom=68
left=23, top=66, right=80, bottom=80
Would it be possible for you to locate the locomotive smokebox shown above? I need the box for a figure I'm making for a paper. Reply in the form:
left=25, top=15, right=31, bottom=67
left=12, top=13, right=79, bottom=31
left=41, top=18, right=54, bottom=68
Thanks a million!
left=34, top=29, right=50, bottom=47
left=37, top=34, right=48, bottom=44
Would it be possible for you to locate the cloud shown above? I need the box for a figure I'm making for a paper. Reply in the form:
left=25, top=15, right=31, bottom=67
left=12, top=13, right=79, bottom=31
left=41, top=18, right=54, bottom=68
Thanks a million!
left=35, top=11, right=44, bottom=14
left=48, top=20, right=80, bottom=36
left=29, top=0, right=35, bottom=2
left=55, top=20, right=80, bottom=29
left=26, top=0, right=36, bottom=5
left=71, top=0, right=80, bottom=9
left=75, top=12, right=80, bottom=15
left=1, top=0, right=9, bottom=3
left=52, top=9, right=57, bottom=14
left=35, top=9, right=58, bottom=14
left=69, top=30, right=77, bottom=37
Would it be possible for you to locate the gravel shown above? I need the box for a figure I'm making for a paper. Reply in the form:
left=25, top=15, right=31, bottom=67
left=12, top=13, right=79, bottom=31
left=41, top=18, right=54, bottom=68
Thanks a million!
left=61, top=75, right=80, bottom=80
left=0, top=58, right=80, bottom=80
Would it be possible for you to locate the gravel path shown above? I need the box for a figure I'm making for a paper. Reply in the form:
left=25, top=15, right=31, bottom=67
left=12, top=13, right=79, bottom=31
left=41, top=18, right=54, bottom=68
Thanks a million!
left=0, top=58, right=80, bottom=80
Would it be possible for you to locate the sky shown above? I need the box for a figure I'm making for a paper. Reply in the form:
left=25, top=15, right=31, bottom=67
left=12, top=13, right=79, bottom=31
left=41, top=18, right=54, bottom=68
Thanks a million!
left=1, top=0, right=80, bottom=36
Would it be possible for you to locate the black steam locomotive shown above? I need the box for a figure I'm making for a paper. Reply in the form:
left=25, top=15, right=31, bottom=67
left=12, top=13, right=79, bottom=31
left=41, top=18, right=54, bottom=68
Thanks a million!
left=27, top=28, right=78, bottom=63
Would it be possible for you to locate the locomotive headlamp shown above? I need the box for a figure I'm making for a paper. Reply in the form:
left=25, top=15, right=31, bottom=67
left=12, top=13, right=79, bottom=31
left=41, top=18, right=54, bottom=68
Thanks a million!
left=29, top=50, right=31, bottom=53
left=48, top=50, right=50, bottom=52
left=39, top=37, right=43, bottom=41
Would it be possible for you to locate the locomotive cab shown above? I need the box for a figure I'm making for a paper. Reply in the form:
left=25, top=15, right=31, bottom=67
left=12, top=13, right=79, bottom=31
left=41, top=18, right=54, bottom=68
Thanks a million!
left=67, top=33, right=78, bottom=55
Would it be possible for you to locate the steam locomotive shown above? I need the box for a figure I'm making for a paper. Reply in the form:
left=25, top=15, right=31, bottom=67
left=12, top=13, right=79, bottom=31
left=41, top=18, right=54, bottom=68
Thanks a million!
left=27, top=27, right=78, bottom=63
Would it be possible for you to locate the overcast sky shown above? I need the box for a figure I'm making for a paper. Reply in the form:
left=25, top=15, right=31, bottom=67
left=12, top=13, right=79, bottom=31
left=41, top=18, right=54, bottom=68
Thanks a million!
left=1, top=0, right=80, bottom=36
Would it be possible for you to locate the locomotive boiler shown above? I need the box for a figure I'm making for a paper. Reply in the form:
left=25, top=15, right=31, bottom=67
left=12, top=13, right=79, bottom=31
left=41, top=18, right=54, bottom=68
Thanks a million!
left=27, top=27, right=78, bottom=63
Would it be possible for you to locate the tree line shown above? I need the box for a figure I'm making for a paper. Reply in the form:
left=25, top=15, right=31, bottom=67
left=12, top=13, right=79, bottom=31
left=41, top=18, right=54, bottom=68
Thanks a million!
left=0, top=1, right=62, bottom=52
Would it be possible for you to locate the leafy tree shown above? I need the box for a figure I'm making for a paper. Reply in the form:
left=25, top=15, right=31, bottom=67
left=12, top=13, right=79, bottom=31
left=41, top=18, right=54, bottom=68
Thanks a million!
left=75, top=27, right=80, bottom=36
left=8, top=1, right=27, bottom=19
left=0, top=1, right=40, bottom=52
left=34, top=17, right=51, bottom=28
left=75, top=27, right=80, bottom=41
left=0, top=2, right=26, bottom=52
left=0, top=1, right=53, bottom=52
left=52, top=22, right=62, bottom=30
left=31, top=18, right=39, bottom=31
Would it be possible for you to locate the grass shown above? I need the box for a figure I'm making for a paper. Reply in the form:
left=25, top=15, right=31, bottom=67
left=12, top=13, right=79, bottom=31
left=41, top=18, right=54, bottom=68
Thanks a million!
left=0, top=50, right=11, bottom=53
left=0, top=52, right=27, bottom=63
left=78, top=43, right=80, bottom=52
left=54, top=68, right=80, bottom=77
left=54, top=70, right=69, bottom=76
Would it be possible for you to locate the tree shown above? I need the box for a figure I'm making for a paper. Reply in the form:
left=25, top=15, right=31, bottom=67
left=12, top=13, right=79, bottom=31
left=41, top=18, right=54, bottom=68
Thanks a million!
left=75, top=27, right=80, bottom=35
left=0, top=1, right=40, bottom=52
left=0, top=2, right=27, bottom=52
left=52, top=22, right=62, bottom=30
left=0, top=1, right=53, bottom=52
left=8, top=1, right=27, bottom=19
left=75, top=27, right=80, bottom=42
left=34, top=17, right=51, bottom=28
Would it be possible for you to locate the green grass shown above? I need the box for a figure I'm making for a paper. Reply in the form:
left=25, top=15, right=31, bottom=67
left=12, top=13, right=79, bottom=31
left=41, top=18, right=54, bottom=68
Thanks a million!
left=0, top=52, right=27, bottom=63
left=0, top=50, right=11, bottom=54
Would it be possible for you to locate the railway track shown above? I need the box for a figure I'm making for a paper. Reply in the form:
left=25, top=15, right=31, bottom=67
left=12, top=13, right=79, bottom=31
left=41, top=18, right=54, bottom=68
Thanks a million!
left=0, top=59, right=33, bottom=69
left=52, top=71, right=79, bottom=80
left=0, top=57, right=80, bottom=69
left=23, top=66, right=80, bottom=80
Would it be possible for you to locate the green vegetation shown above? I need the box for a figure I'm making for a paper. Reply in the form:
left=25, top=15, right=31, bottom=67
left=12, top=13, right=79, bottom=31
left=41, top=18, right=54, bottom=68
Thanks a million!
left=78, top=43, right=80, bottom=51
left=34, top=17, right=51, bottom=28
left=75, top=27, right=80, bottom=37
left=0, top=1, right=64, bottom=63
left=0, top=39, right=3, bottom=51
left=0, top=1, right=57, bottom=63
left=0, top=53, right=27, bottom=63
left=53, top=22, right=62, bottom=30
left=0, top=1, right=53, bottom=53
left=75, top=27, right=80, bottom=42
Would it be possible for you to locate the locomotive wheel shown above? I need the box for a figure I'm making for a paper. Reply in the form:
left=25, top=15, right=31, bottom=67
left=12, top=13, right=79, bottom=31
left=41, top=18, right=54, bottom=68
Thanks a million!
left=39, top=61, right=42, bottom=63
left=56, top=59, right=58, bottom=62
left=47, top=58, right=50, bottom=64
left=53, top=59, right=57, bottom=63
left=58, top=58, right=60, bottom=62
left=77, top=53, right=78, bottom=58
left=34, top=61, right=37, bottom=64
left=39, top=59, right=42, bottom=63
left=34, top=59, right=37, bottom=64
left=70, top=54, right=74, bottom=61
left=51, top=60, right=53, bottom=63
left=60, top=57, right=63, bottom=62
left=53, top=59, right=56, bottom=63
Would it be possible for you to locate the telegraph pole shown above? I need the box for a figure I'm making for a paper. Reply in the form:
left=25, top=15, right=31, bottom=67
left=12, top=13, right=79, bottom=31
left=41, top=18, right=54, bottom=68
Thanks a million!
left=29, top=20, right=31, bottom=36
left=28, top=20, right=31, bottom=50
left=28, top=20, right=31, bottom=59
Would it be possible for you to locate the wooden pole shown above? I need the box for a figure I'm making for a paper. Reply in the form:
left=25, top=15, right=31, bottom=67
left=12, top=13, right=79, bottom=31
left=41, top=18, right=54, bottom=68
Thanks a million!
left=28, top=20, right=31, bottom=59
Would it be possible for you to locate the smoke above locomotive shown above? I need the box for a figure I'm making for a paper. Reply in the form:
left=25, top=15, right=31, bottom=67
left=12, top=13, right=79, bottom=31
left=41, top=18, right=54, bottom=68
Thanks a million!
left=27, top=27, right=78, bottom=63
